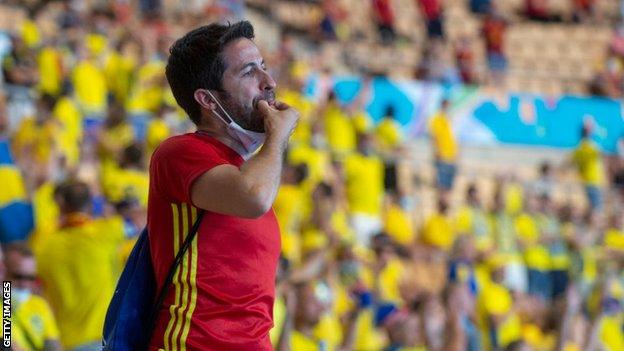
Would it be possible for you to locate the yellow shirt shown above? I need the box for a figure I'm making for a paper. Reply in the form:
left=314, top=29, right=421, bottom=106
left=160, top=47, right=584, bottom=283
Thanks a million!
left=515, top=213, right=550, bottom=271
left=72, top=60, right=107, bottom=113
left=352, top=111, right=373, bottom=134
left=324, top=104, right=356, bottom=156
left=52, top=97, right=82, bottom=167
left=101, top=161, right=149, bottom=206
left=504, top=183, right=524, bottom=216
left=146, top=119, right=170, bottom=155
left=12, top=117, right=58, bottom=164
left=352, top=309, right=387, bottom=350
left=479, top=281, right=522, bottom=349
left=11, top=294, right=60, bottom=351
left=291, top=330, right=327, bottom=351
left=604, top=228, right=624, bottom=251
left=288, top=144, right=330, bottom=194
left=314, top=314, right=342, bottom=351
left=422, top=213, right=456, bottom=251
left=35, top=216, right=124, bottom=349
left=279, top=89, right=315, bottom=145
left=375, top=118, right=403, bottom=152
left=599, top=314, right=624, bottom=351
left=331, top=209, right=355, bottom=244
left=98, top=122, right=135, bottom=161
left=344, top=153, right=384, bottom=216
left=127, top=60, right=165, bottom=114
left=21, top=19, right=40, bottom=48
left=29, top=182, right=59, bottom=253
left=37, top=47, right=62, bottom=96
left=104, top=51, right=137, bottom=103
left=522, top=323, right=556, bottom=351
left=378, top=258, right=405, bottom=304
left=572, top=139, right=605, bottom=186
left=429, top=112, right=457, bottom=162
left=274, top=184, right=305, bottom=262
left=384, top=203, right=414, bottom=246
left=270, top=295, right=286, bottom=346
left=455, top=206, right=493, bottom=252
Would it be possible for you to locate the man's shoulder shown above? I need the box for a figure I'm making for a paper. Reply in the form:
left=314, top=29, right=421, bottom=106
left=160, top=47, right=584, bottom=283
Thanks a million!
left=152, top=133, right=220, bottom=161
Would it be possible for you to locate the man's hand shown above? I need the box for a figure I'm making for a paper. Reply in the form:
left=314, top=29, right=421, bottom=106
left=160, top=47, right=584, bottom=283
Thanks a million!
left=257, top=100, right=299, bottom=150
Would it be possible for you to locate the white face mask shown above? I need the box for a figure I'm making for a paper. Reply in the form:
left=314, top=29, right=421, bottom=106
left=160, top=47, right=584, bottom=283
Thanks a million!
left=206, top=91, right=265, bottom=155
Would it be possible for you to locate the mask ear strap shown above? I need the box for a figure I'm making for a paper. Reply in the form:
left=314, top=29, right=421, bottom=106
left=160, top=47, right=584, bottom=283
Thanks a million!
left=206, top=90, right=234, bottom=124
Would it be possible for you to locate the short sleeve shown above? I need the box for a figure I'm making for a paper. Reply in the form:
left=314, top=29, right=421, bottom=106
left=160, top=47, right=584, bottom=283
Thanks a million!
left=151, top=136, right=231, bottom=204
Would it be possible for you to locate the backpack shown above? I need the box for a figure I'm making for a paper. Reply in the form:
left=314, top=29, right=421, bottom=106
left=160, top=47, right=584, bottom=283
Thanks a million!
left=102, top=211, right=204, bottom=350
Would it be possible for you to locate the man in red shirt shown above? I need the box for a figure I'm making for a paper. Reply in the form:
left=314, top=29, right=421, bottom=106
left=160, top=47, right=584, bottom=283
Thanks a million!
left=147, top=21, right=299, bottom=350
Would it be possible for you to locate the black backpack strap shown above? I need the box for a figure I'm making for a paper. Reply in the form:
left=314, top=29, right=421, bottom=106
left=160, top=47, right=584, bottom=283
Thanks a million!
left=145, top=210, right=205, bottom=346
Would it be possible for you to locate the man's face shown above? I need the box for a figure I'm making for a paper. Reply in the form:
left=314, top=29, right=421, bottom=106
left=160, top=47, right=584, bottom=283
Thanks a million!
left=6, top=253, right=37, bottom=291
left=216, top=38, right=276, bottom=132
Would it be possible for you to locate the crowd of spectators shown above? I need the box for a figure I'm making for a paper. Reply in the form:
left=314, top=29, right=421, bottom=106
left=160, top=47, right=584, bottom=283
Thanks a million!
left=0, top=1, right=622, bottom=351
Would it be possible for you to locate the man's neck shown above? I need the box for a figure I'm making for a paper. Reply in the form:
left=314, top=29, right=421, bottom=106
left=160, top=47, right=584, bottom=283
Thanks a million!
left=196, top=126, right=250, bottom=160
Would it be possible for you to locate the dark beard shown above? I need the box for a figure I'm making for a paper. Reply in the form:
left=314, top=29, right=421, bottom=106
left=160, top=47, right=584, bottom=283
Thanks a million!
left=217, top=91, right=265, bottom=132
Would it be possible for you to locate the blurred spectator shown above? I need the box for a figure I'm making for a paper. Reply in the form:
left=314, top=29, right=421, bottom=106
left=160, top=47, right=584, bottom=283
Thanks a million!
left=2, top=35, right=37, bottom=88
left=515, top=194, right=552, bottom=301
left=11, top=94, right=59, bottom=183
left=5, top=243, right=62, bottom=351
left=0, top=2, right=623, bottom=349
left=455, top=36, right=477, bottom=85
left=429, top=99, right=458, bottom=194
left=455, top=184, right=492, bottom=254
left=34, top=180, right=124, bottom=351
left=344, top=133, right=384, bottom=246
left=422, top=196, right=456, bottom=252
left=482, top=8, right=508, bottom=83
left=531, top=161, right=555, bottom=199
left=570, top=125, right=605, bottom=211
left=590, top=49, right=624, bottom=98
left=318, top=0, right=348, bottom=42
left=417, top=0, right=445, bottom=40
left=277, top=281, right=359, bottom=351
left=371, top=0, right=396, bottom=45
left=374, top=106, right=404, bottom=154
left=478, top=256, right=523, bottom=350
left=101, top=142, right=148, bottom=207
left=491, top=184, right=528, bottom=294
left=382, top=189, right=415, bottom=247
left=418, top=40, right=462, bottom=84
left=322, top=91, right=356, bottom=157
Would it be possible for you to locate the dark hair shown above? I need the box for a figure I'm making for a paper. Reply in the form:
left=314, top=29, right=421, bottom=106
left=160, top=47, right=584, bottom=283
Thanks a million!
left=122, top=143, right=144, bottom=168
left=4, top=242, right=33, bottom=258
left=54, top=180, right=92, bottom=213
left=166, top=21, right=255, bottom=125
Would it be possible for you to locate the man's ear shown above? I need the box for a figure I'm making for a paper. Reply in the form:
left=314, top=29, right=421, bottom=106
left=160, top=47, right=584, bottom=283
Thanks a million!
left=194, top=89, right=217, bottom=111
